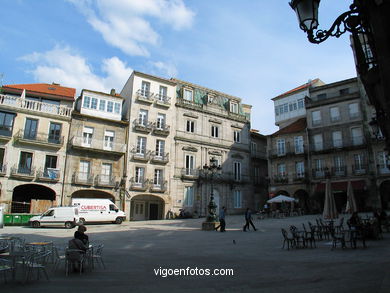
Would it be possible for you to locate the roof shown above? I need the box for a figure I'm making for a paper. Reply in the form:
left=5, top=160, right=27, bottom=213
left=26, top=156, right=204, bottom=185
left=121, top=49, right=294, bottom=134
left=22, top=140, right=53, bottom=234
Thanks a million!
left=81, top=89, right=124, bottom=99
left=2, top=83, right=76, bottom=101
left=271, top=118, right=307, bottom=136
left=272, top=79, right=323, bottom=101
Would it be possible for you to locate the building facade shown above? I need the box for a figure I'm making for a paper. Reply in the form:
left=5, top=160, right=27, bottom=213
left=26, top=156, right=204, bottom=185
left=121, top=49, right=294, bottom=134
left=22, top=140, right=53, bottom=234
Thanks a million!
left=0, top=83, right=74, bottom=213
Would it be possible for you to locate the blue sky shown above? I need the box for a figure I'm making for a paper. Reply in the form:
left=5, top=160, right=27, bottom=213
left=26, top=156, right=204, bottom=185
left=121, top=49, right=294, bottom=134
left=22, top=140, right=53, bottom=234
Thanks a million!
left=0, top=0, right=357, bottom=135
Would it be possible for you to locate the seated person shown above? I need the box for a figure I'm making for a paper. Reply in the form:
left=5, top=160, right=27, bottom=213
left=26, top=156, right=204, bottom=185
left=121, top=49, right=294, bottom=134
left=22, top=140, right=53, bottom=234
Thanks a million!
left=347, top=212, right=361, bottom=228
left=74, top=225, right=89, bottom=245
left=67, top=235, right=88, bottom=273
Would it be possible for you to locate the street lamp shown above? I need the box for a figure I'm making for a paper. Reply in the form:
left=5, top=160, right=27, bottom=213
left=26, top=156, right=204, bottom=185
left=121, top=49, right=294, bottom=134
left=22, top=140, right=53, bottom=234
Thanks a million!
left=201, top=157, right=222, bottom=230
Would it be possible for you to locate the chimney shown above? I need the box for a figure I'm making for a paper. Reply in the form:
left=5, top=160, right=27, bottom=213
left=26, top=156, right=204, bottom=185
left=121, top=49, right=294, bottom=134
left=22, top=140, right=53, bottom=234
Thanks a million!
left=110, top=89, right=116, bottom=95
left=52, top=82, right=60, bottom=86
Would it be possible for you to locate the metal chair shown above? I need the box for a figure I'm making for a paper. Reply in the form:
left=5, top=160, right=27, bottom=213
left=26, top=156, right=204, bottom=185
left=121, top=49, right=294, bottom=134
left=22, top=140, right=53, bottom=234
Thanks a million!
left=0, top=259, right=13, bottom=283
left=92, top=244, right=106, bottom=269
left=53, top=246, right=66, bottom=271
left=281, top=228, right=296, bottom=250
left=65, top=249, right=86, bottom=276
left=24, top=251, right=51, bottom=282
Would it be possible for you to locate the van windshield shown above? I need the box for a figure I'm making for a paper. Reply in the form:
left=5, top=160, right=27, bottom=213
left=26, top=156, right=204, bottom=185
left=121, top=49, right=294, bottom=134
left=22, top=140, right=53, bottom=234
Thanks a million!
left=109, top=204, right=118, bottom=211
left=42, top=210, right=54, bottom=217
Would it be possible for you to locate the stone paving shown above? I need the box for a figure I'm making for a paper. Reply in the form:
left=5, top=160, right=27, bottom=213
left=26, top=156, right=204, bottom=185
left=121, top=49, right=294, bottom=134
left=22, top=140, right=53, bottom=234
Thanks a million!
left=1, top=214, right=389, bottom=293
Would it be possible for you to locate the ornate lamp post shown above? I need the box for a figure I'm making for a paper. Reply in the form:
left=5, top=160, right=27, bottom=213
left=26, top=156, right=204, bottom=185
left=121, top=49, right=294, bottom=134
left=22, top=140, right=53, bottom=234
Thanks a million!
left=201, top=157, right=222, bottom=231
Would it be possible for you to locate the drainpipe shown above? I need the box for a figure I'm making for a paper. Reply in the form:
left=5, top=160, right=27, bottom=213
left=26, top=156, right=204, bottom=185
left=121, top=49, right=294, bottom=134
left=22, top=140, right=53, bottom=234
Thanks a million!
left=60, top=115, right=73, bottom=206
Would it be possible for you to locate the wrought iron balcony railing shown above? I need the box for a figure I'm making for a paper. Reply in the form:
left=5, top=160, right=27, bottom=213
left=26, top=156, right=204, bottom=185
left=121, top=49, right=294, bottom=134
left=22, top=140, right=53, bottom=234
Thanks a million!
left=154, top=94, right=171, bottom=107
left=72, top=172, right=94, bottom=185
left=10, top=165, right=35, bottom=178
left=150, top=152, right=169, bottom=164
left=133, top=119, right=153, bottom=133
left=95, top=175, right=116, bottom=187
left=149, top=180, right=167, bottom=193
left=129, top=177, right=149, bottom=191
left=136, top=89, right=154, bottom=103
left=36, top=168, right=60, bottom=181
left=130, top=147, right=151, bottom=161
left=15, top=129, right=64, bottom=146
left=152, top=123, right=170, bottom=136
left=70, top=136, right=126, bottom=153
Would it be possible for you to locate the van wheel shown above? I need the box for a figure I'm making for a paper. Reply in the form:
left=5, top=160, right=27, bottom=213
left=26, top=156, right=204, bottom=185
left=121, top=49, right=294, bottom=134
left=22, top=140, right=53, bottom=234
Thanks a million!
left=79, top=218, right=86, bottom=225
left=65, top=222, right=73, bottom=229
left=32, top=221, right=40, bottom=228
left=115, top=217, right=123, bottom=224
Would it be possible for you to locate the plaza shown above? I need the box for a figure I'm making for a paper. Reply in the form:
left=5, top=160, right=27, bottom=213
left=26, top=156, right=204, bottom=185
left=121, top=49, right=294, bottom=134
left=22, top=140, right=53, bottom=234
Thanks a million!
left=1, top=214, right=389, bottom=293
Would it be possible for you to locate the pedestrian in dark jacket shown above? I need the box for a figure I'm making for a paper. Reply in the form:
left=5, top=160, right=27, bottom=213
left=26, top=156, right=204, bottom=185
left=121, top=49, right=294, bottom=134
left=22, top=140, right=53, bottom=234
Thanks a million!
left=243, top=208, right=257, bottom=232
left=215, top=207, right=227, bottom=232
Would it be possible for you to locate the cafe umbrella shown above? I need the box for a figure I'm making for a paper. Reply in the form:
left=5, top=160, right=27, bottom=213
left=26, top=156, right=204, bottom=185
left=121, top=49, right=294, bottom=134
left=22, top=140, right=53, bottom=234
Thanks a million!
left=345, top=181, right=358, bottom=213
left=323, top=178, right=338, bottom=220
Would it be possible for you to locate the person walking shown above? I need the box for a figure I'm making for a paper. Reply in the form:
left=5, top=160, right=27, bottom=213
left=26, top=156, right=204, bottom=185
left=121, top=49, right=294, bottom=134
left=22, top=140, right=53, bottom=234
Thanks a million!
left=215, top=207, right=227, bottom=232
left=243, top=208, right=257, bottom=232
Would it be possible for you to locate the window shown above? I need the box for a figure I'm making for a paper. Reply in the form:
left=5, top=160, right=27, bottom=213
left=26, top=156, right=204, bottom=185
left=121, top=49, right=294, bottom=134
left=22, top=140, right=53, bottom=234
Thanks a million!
left=79, top=160, right=90, bottom=181
left=297, top=99, right=305, bottom=109
left=83, top=96, right=91, bottom=108
left=185, top=154, right=195, bottom=175
left=277, top=163, right=286, bottom=177
left=233, top=190, right=242, bottom=208
left=101, top=163, right=112, bottom=184
left=141, top=81, right=151, bottom=97
left=136, top=136, right=147, bottom=154
left=114, top=102, right=121, bottom=114
left=82, top=126, right=93, bottom=147
left=99, top=99, right=106, bottom=111
left=155, top=140, right=165, bottom=157
left=24, top=118, right=38, bottom=140
left=230, top=102, right=238, bottom=113
left=332, top=131, right=343, bottom=148
left=159, top=86, right=167, bottom=100
left=289, top=102, right=297, bottom=111
left=154, top=169, right=163, bottom=185
left=334, top=156, right=344, bottom=171
left=251, top=142, right=257, bottom=155
left=104, top=130, right=115, bottom=150
left=234, top=130, right=241, bottom=143
left=184, top=186, right=194, bottom=207
left=138, top=109, right=148, bottom=126
left=45, top=155, right=58, bottom=179
left=135, top=167, right=145, bottom=184
left=296, top=162, right=305, bottom=178
left=317, top=93, right=327, bottom=100
left=0, top=111, right=15, bottom=136
left=312, top=110, right=322, bottom=126
left=48, top=122, right=62, bottom=143
left=294, top=136, right=304, bottom=154
left=330, top=107, right=340, bottom=122
left=18, top=152, right=33, bottom=174
left=254, top=167, right=260, bottom=184
left=283, top=104, right=288, bottom=113
left=107, top=101, right=114, bottom=113
left=378, top=152, right=390, bottom=173
left=314, top=159, right=325, bottom=178
left=156, top=113, right=165, bottom=129
left=340, top=88, right=350, bottom=95
left=211, top=125, right=219, bottom=138
left=186, top=120, right=195, bottom=133
left=0, top=148, right=5, bottom=170
left=183, top=89, right=193, bottom=101
left=277, top=139, right=285, bottom=156
left=91, top=97, right=98, bottom=109
left=348, top=103, right=360, bottom=119
left=275, top=106, right=279, bottom=116
left=351, top=127, right=363, bottom=145
left=354, top=154, right=365, bottom=173
left=313, top=134, right=323, bottom=151
left=233, top=161, right=241, bottom=181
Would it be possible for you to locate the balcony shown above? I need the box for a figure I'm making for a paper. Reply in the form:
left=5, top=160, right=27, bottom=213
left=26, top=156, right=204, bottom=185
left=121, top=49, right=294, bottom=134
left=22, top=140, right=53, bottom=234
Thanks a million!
left=130, top=148, right=150, bottom=162
left=149, top=180, right=168, bottom=193
left=69, top=136, right=126, bottom=155
left=310, top=136, right=365, bottom=153
left=10, top=165, right=35, bottom=180
left=0, top=126, right=13, bottom=141
left=0, top=164, right=6, bottom=176
left=180, top=168, right=199, bottom=180
left=136, top=89, right=154, bottom=104
left=228, top=111, right=247, bottom=122
left=176, top=98, right=203, bottom=110
left=352, top=164, right=368, bottom=175
left=152, top=123, right=170, bottom=136
left=150, top=152, right=169, bottom=164
left=154, top=95, right=171, bottom=108
left=14, top=130, right=64, bottom=148
left=273, top=175, right=288, bottom=184
left=293, top=173, right=308, bottom=183
left=251, top=150, right=267, bottom=160
left=268, top=145, right=306, bottom=158
left=312, top=168, right=327, bottom=179
left=377, top=165, right=390, bottom=175
left=36, top=168, right=60, bottom=182
left=95, top=175, right=116, bottom=187
left=72, top=172, right=94, bottom=186
left=133, top=119, right=153, bottom=133
left=331, top=166, right=347, bottom=177
left=129, top=177, right=148, bottom=191
left=0, top=94, right=72, bottom=118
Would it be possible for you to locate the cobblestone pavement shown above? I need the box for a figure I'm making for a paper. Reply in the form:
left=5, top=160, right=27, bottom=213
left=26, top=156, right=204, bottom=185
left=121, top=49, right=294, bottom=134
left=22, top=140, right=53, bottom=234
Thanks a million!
left=1, top=214, right=389, bottom=293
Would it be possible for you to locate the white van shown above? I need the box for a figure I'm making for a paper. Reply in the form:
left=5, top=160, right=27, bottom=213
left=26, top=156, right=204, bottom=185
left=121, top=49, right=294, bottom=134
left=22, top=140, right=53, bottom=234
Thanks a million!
left=29, top=207, right=79, bottom=229
left=71, top=198, right=126, bottom=224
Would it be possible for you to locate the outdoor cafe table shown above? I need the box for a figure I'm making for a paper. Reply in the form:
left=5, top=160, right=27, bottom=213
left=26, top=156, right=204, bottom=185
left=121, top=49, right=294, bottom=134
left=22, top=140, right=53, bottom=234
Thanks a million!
left=26, top=242, right=54, bottom=263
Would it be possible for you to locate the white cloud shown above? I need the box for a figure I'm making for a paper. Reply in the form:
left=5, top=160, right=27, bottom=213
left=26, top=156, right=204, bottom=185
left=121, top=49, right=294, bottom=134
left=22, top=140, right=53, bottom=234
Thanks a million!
left=68, top=0, right=195, bottom=56
left=150, top=61, right=178, bottom=78
left=20, top=46, right=133, bottom=94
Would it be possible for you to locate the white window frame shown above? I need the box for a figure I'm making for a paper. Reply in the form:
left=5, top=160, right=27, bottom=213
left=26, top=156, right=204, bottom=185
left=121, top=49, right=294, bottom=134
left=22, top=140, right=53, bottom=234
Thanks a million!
left=154, top=169, right=163, bottom=186
left=185, top=154, right=195, bottom=175
left=184, top=186, right=194, bottom=207
left=135, top=167, right=145, bottom=184
left=351, top=127, right=363, bottom=145
left=82, top=126, right=93, bottom=147
left=230, top=101, right=239, bottom=113
left=296, top=162, right=305, bottom=178
left=136, top=136, right=147, bottom=154
left=183, top=89, right=193, bottom=101
left=211, top=125, right=219, bottom=138
left=186, top=120, right=195, bottom=133
left=138, top=109, right=148, bottom=126
left=82, top=96, right=91, bottom=108
left=155, top=140, right=165, bottom=157
left=101, top=163, right=112, bottom=184
left=348, top=103, right=360, bottom=119
left=277, top=163, right=286, bottom=177
left=233, top=190, right=242, bottom=208
left=233, top=161, right=241, bottom=182
left=330, top=107, right=340, bottom=122
left=156, top=113, right=165, bottom=129
left=234, top=130, right=241, bottom=143
left=277, top=139, right=285, bottom=156
left=312, top=110, right=322, bottom=126
left=104, top=130, right=115, bottom=151
left=294, top=136, right=304, bottom=154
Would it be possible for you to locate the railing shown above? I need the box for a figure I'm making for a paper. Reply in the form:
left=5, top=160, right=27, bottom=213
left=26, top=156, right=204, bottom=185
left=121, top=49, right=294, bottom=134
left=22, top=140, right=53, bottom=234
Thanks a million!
left=36, top=168, right=60, bottom=181
left=150, top=152, right=169, bottom=163
left=15, top=129, right=64, bottom=146
left=312, top=168, right=327, bottom=179
left=310, top=136, right=365, bottom=152
left=95, top=175, right=116, bottom=187
left=293, top=173, right=307, bottom=182
left=0, top=126, right=13, bottom=138
left=154, top=94, right=171, bottom=107
left=152, top=123, right=170, bottom=135
left=377, top=165, right=390, bottom=175
left=129, top=177, right=149, bottom=191
left=352, top=164, right=368, bottom=175
left=176, top=98, right=203, bottom=109
left=251, top=150, right=267, bottom=159
left=136, top=89, right=154, bottom=103
left=273, top=175, right=288, bottom=184
left=70, top=136, right=126, bottom=153
left=149, top=180, right=167, bottom=192
left=180, top=168, right=199, bottom=178
left=0, top=94, right=72, bottom=117
left=268, top=145, right=306, bottom=157
left=10, top=165, right=35, bottom=177
left=130, top=147, right=151, bottom=161
left=331, top=166, right=347, bottom=177
left=72, top=172, right=94, bottom=185
left=133, top=119, right=153, bottom=133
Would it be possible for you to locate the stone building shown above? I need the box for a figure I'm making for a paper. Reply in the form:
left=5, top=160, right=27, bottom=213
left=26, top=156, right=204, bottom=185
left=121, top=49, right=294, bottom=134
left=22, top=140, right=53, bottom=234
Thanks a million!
left=0, top=83, right=74, bottom=213
left=62, top=89, right=128, bottom=213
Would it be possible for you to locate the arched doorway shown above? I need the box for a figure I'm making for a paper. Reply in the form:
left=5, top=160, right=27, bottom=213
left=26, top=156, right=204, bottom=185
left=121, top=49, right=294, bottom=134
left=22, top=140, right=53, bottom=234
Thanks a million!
left=71, top=189, right=115, bottom=201
left=213, top=189, right=220, bottom=215
left=130, top=194, right=165, bottom=221
left=275, top=190, right=290, bottom=197
left=294, top=189, right=309, bottom=213
left=379, top=180, right=390, bottom=209
left=12, top=184, right=56, bottom=213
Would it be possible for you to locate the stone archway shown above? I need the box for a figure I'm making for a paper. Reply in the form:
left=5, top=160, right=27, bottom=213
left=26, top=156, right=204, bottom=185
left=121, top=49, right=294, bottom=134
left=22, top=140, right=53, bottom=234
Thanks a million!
left=379, top=180, right=390, bottom=209
left=71, top=189, right=115, bottom=201
left=130, top=194, right=165, bottom=221
left=12, top=184, right=56, bottom=213
left=274, top=190, right=290, bottom=197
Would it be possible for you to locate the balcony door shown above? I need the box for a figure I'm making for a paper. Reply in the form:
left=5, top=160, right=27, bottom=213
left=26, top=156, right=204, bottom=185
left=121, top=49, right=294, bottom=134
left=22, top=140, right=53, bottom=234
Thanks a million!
left=82, top=127, right=93, bottom=147
left=135, top=167, right=145, bottom=185
left=19, top=152, right=33, bottom=174
left=136, top=137, right=147, bottom=154
left=101, top=163, right=112, bottom=184
left=48, top=122, right=62, bottom=143
left=185, top=154, right=195, bottom=175
left=138, top=109, right=148, bottom=126
left=156, top=113, right=165, bottom=129
left=79, top=160, right=90, bottom=181
left=156, top=140, right=165, bottom=157
left=24, top=118, right=38, bottom=140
